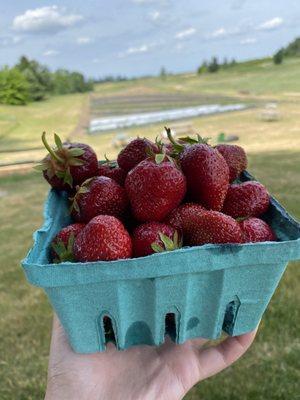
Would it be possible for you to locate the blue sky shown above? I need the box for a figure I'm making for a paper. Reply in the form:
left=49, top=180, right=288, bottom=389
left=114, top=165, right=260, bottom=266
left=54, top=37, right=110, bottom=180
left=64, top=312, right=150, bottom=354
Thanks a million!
left=0, top=0, right=299, bottom=78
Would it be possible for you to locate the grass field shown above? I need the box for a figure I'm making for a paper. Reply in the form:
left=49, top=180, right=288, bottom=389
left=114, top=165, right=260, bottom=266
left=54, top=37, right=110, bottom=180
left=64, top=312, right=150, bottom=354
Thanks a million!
left=0, top=57, right=299, bottom=399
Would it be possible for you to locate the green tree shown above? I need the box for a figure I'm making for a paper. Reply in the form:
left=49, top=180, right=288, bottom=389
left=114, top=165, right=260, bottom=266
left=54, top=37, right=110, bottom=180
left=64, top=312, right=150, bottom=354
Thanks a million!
left=0, top=67, right=29, bottom=105
left=273, top=49, right=284, bottom=65
left=197, top=61, right=208, bottom=74
left=160, top=66, right=167, bottom=80
left=208, top=57, right=219, bottom=73
left=16, top=56, right=53, bottom=101
left=52, top=69, right=93, bottom=94
left=282, top=37, right=300, bottom=57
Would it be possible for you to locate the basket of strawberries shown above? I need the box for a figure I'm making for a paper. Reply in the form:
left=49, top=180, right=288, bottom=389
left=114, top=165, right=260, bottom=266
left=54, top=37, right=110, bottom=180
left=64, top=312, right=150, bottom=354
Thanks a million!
left=22, top=129, right=300, bottom=353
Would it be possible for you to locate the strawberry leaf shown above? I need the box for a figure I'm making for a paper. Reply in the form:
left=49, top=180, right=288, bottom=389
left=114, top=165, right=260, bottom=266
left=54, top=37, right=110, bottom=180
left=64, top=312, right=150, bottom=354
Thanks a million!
left=71, top=199, right=80, bottom=213
left=55, top=171, right=65, bottom=178
left=68, top=158, right=85, bottom=166
left=67, top=233, right=75, bottom=253
left=54, top=133, right=63, bottom=149
left=151, top=243, right=164, bottom=253
left=178, top=136, right=199, bottom=144
left=63, top=167, right=73, bottom=187
left=78, top=186, right=89, bottom=194
left=68, top=148, right=85, bottom=157
left=33, top=163, right=48, bottom=171
left=51, top=237, right=75, bottom=263
left=173, top=230, right=179, bottom=245
left=197, top=134, right=210, bottom=144
left=159, top=233, right=175, bottom=251
left=155, top=153, right=165, bottom=164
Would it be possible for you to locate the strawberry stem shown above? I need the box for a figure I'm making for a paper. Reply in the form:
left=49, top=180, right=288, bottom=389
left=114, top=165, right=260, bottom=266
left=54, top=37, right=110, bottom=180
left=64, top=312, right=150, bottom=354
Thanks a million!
left=42, top=132, right=64, bottom=163
left=165, top=127, right=184, bottom=152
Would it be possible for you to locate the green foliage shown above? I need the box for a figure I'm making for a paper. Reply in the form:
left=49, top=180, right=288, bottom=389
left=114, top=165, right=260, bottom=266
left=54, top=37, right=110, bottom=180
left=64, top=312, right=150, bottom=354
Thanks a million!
left=198, top=57, right=237, bottom=74
left=16, top=56, right=53, bottom=101
left=160, top=66, right=167, bottom=80
left=0, top=56, right=93, bottom=106
left=52, top=69, right=93, bottom=95
left=197, top=61, right=208, bottom=74
left=273, top=49, right=284, bottom=65
left=0, top=67, right=29, bottom=105
left=272, top=37, right=300, bottom=65
left=208, top=57, right=220, bottom=73
left=282, top=37, right=300, bottom=57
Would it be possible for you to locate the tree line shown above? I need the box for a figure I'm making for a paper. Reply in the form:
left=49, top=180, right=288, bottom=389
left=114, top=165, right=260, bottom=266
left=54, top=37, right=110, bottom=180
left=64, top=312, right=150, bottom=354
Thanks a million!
left=197, top=57, right=237, bottom=74
left=0, top=56, right=94, bottom=105
left=273, top=37, right=300, bottom=65
left=197, top=37, right=300, bottom=73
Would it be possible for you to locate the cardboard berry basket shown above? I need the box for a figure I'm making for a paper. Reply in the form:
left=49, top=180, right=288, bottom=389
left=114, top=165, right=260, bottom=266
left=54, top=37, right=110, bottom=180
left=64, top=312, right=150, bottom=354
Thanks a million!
left=22, top=171, right=300, bottom=353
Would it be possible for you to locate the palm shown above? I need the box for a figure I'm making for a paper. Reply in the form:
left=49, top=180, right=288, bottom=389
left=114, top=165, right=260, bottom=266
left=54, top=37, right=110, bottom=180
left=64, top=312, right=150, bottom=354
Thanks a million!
left=46, top=315, right=257, bottom=400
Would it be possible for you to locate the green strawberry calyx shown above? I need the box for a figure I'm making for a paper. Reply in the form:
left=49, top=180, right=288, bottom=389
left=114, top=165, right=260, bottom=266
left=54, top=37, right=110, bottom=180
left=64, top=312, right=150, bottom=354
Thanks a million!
left=34, top=132, right=85, bottom=188
left=69, top=177, right=94, bottom=213
left=151, top=231, right=183, bottom=253
left=99, top=154, right=118, bottom=169
left=51, top=233, right=76, bottom=263
left=165, top=126, right=210, bottom=156
left=145, top=137, right=176, bottom=165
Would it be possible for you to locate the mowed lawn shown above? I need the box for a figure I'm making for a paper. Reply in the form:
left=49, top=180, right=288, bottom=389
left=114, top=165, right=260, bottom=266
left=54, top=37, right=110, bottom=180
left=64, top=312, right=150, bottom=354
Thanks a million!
left=0, top=58, right=300, bottom=399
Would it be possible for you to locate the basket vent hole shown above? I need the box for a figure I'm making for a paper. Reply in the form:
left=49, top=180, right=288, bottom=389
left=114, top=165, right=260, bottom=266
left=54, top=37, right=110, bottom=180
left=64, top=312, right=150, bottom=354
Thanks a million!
left=103, top=315, right=116, bottom=345
left=222, top=296, right=241, bottom=335
left=165, top=313, right=176, bottom=341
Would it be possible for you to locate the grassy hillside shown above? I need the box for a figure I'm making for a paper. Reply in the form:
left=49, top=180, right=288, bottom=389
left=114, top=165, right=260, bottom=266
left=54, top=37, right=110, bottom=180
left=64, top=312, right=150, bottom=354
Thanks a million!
left=0, top=92, right=88, bottom=152
left=0, top=56, right=299, bottom=399
left=93, top=57, right=300, bottom=98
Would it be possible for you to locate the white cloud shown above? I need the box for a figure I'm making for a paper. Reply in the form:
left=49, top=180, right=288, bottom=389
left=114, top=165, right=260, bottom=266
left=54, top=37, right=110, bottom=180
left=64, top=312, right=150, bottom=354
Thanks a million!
left=77, top=36, right=92, bottom=45
left=175, top=27, right=196, bottom=40
left=210, top=28, right=227, bottom=38
left=240, top=37, right=257, bottom=45
left=13, top=6, right=83, bottom=34
left=119, top=44, right=149, bottom=57
left=43, top=49, right=59, bottom=56
left=257, top=17, right=283, bottom=31
left=207, top=26, right=242, bottom=40
left=149, top=10, right=160, bottom=20
left=118, top=41, right=161, bottom=58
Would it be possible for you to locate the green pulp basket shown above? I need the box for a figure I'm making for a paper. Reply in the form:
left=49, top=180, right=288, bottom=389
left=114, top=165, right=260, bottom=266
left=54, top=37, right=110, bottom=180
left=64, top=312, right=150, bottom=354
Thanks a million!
left=22, top=172, right=300, bottom=353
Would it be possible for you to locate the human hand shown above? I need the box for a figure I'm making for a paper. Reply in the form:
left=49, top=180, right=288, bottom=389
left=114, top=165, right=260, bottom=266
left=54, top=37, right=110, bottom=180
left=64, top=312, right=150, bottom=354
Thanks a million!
left=45, top=314, right=257, bottom=400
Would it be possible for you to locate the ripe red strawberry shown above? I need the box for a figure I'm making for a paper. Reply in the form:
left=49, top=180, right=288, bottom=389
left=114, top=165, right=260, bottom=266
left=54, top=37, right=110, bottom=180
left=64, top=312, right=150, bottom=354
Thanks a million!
left=117, top=138, right=158, bottom=172
left=240, top=217, right=276, bottom=243
left=36, top=132, right=98, bottom=190
left=132, top=222, right=182, bottom=257
left=185, top=211, right=243, bottom=246
left=125, top=157, right=186, bottom=222
left=222, top=181, right=270, bottom=218
left=71, top=176, right=128, bottom=223
left=51, top=223, right=85, bottom=263
left=98, top=162, right=127, bottom=186
left=166, top=129, right=229, bottom=210
left=215, top=144, right=248, bottom=182
left=165, top=203, right=206, bottom=232
left=74, top=215, right=132, bottom=262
